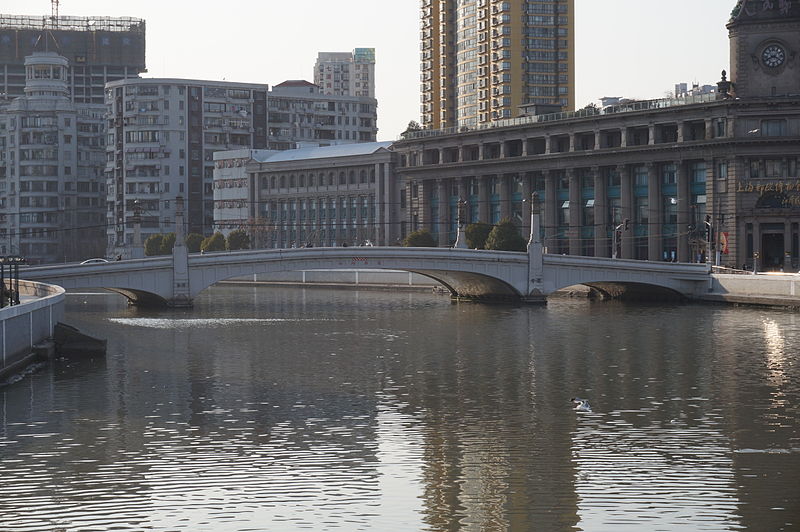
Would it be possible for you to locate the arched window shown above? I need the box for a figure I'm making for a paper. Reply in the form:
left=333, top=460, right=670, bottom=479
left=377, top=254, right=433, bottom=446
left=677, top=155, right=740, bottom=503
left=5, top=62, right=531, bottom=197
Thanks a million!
left=299, top=174, right=305, bottom=187
left=349, top=171, right=356, bottom=184
left=359, top=170, right=367, bottom=184
left=309, top=174, right=315, bottom=187
left=329, top=172, right=335, bottom=185
left=280, top=175, right=286, bottom=188
left=271, top=176, right=276, bottom=189
left=290, top=174, right=296, bottom=188
left=339, top=172, right=346, bottom=185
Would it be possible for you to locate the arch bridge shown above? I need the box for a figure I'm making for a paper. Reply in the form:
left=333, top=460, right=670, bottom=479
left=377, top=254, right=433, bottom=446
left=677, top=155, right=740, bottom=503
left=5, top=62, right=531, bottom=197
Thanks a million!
left=20, top=245, right=711, bottom=308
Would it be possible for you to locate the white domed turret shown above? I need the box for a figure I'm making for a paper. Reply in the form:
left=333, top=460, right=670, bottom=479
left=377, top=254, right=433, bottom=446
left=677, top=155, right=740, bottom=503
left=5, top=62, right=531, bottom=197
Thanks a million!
left=24, top=51, right=69, bottom=100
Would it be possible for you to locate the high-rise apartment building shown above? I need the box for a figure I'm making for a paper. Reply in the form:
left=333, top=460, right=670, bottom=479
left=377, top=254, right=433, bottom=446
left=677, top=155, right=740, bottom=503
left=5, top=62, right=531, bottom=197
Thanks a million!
left=0, top=14, right=146, bottom=105
left=314, top=48, right=375, bottom=98
left=105, top=78, right=378, bottom=257
left=0, top=46, right=106, bottom=264
left=420, top=0, right=574, bottom=129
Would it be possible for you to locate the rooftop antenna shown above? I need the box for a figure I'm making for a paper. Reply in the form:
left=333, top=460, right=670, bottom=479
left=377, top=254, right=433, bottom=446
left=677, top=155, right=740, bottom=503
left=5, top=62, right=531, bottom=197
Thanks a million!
left=51, top=0, right=59, bottom=28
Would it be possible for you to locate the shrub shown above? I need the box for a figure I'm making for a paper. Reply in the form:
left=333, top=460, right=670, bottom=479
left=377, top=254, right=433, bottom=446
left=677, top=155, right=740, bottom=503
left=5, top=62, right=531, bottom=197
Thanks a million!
left=226, top=229, right=250, bottom=251
left=485, top=218, right=527, bottom=252
left=160, top=233, right=176, bottom=255
left=403, top=229, right=436, bottom=247
left=465, top=222, right=492, bottom=249
left=185, top=233, right=204, bottom=253
left=201, top=232, right=226, bottom=252
left=144, top=234, right=164, bottom=256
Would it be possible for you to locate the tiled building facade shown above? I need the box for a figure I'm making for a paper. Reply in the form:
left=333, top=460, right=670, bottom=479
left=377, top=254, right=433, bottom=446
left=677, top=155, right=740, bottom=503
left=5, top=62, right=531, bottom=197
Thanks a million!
left=420, top=0, right=574, bottom=129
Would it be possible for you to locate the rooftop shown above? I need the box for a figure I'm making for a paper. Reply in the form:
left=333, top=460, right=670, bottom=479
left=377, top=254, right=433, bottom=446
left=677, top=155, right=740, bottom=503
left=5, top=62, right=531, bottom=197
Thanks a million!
left=402, top=93, right=722, bottom=141
left=253, top=141, right=393, bottom=163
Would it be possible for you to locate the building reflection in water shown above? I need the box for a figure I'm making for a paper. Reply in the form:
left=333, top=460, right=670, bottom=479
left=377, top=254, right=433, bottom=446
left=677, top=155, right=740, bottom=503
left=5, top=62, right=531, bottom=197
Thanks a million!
left=0, top=288, right=798, bottom=530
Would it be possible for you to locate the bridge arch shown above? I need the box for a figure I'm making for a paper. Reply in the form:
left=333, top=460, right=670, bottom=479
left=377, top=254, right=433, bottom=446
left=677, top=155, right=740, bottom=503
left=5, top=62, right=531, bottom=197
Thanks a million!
left=187, top=250, right=526, bottom=303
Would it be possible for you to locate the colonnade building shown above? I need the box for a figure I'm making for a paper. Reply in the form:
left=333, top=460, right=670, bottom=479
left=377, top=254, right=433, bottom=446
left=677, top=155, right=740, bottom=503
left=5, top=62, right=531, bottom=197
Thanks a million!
left=394, top=1, right=800, bottom=272
left=213, top=142, right=399, bottom=248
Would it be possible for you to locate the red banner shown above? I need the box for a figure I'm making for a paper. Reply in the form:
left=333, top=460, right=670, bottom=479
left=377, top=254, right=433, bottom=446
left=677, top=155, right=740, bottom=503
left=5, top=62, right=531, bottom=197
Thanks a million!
left=720, top=231, right=730, bottom=255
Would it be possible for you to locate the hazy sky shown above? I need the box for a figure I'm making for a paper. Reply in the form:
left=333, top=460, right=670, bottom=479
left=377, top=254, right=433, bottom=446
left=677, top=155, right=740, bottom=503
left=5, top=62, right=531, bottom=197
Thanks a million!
left=5, top=0, right=734, bottom=140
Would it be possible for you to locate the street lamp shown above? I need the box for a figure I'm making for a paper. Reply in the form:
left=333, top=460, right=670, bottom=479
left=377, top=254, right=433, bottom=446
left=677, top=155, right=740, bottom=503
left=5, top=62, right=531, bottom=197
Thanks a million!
left=612, top=218, right=629, bottom=259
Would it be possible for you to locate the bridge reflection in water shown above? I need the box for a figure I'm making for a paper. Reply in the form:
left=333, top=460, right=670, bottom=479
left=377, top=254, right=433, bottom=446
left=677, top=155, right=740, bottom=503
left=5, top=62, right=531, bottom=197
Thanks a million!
left=0, top=286, right=797, bottom=530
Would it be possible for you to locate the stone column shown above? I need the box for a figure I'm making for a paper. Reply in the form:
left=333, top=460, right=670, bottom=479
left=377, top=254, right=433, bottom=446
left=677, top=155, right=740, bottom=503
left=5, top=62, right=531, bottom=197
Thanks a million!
left=478, top=143, right=485, bottom=161
left=544, top=170, right=557, bottom=253
left=569, top=133, right=576, bottom=152
left=705, top=118, right=714, bottom=140
left=478, top=177, right=490, bottom=223
left=677, top=121, right=685, bottom=143
left=568, top=169, right=581, bottom=255
left=438, top=179, right=449, bottom=247
left=458, top=177, right=469, bottom=222
left=594, top=130, right=601, bottom=150
left=421, top=180, right=433, bottom=234
left=544, top=135, right=552, bottom=155
left=753, top=221, right=761, bottom=272
left=499, top=140, right=507, bottom=159
left=457, top=144, right=464, bottom=162
left=620, top=127, right=628, bottom=148
left=676, top=161, right=690, bottom=262
left=648, top=163, right=661, bottom=261
left=521, top=138, right=528, bottom=157
left=438, top=148, right=445, bottom=164
left=594, top=167, right=608, bottom=257
left=500, top=175, right=511, bottom=221
left=648, top=123, right=656, bottom=145
left=374, top=163, right=383, bottom=245
left=619, top=164, right=633, bottom=259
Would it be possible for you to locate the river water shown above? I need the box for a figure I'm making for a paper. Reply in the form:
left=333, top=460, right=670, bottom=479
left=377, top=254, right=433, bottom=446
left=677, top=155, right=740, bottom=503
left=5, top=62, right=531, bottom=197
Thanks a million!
left=1, top=285, right=798, bottom=531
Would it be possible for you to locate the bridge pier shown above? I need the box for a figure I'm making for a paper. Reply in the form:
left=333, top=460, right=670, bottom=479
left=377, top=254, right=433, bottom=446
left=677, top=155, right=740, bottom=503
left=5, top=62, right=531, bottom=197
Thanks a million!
left=169, top=196, right=193, bottom=308
left=527, top=192, right=545, bottom=301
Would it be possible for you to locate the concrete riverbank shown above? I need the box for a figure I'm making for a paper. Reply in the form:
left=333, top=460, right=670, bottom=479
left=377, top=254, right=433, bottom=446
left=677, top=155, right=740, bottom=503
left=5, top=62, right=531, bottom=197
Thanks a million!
left=0, top=280, right=65, bottom=382
left=701, top=272, right=800, bottom=309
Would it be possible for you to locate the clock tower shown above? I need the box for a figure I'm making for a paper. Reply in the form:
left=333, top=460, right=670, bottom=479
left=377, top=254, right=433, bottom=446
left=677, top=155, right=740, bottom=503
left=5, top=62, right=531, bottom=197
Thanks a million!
left=728, top=0, right=800, bottom=98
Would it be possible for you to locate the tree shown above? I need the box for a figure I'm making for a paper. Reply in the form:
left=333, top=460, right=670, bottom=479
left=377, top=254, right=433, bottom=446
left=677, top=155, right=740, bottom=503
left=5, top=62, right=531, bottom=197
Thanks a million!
left=400, top=120, right=422, bottom=139
left=185, top=233, right=204, bottom=253
left=227, top=229, right=250, bottom=251
left=485, top=218, right=527, bottom=252
left=144, top=234, right=164, bottom=257
left=201, top=232, right=226, bottom=252
left=465, top=222, right=493, bottom=250
left=403, top=229, right=436, bottom=247
left=160, top=232, right=176, bottom=255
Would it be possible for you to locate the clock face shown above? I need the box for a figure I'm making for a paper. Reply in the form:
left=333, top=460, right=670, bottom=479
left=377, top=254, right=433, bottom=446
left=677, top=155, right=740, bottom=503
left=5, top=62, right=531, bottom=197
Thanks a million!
left=762, top=44, right=786, bottom=68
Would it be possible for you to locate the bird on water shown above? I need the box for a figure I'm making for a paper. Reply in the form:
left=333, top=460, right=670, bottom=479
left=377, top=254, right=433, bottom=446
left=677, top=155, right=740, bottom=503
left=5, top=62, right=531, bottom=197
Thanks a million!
left=571, top=397, right=592, bottom=412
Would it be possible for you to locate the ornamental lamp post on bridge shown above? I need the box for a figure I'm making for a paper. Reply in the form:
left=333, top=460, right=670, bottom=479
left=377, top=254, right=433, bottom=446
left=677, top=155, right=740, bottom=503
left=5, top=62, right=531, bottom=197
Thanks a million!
left=131, top=200, right=144, bottom=259
left=612, top=218, right=629, bottom=259
left=454, top=198, right=468, bottom=249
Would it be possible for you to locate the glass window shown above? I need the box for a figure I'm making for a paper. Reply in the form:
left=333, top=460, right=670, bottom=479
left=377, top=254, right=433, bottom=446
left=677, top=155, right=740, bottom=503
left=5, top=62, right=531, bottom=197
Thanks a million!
left=661, top=163, right=677, bottom=184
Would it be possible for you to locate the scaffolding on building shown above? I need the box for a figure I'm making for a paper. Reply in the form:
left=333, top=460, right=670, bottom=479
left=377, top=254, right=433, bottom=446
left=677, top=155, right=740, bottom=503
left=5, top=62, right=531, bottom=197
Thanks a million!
left=0, top=14, right=145, bottom=33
